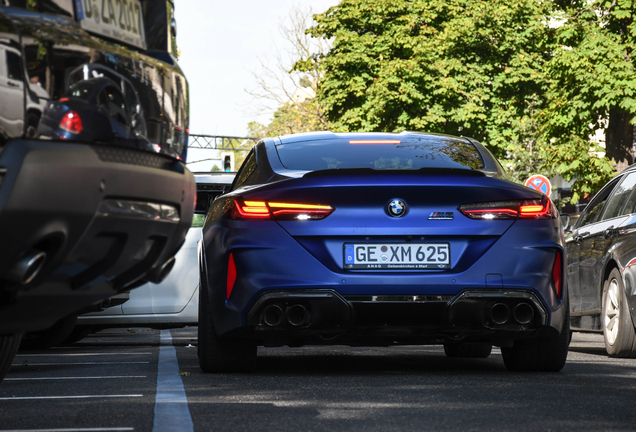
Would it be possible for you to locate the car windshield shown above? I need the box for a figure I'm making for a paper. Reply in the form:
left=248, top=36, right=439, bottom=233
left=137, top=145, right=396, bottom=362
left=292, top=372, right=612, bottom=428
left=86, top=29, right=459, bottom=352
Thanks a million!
left=275, top=135, right=484, bottom=171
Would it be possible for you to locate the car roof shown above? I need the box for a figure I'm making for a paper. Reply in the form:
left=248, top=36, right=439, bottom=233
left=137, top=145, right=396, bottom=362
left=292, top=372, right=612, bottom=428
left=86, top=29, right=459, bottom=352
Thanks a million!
left=194, top=172, right=236, bottom=185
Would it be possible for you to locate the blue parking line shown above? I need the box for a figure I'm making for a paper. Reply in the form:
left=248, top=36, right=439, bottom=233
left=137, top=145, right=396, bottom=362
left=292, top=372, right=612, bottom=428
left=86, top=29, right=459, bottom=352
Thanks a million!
left=152, top=330, right=194, bottom=432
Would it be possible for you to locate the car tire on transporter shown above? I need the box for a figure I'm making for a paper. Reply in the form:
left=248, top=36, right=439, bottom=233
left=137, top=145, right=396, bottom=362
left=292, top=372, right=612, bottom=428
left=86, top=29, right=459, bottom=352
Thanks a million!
left=602, top=268, right=636, bottom=357
left=198, top=275, right=257, bottom=373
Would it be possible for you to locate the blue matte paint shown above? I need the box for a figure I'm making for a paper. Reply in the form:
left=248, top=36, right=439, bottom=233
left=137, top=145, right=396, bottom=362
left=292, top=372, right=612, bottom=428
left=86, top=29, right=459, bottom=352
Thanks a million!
left=201, top=132, right=566, bottom=337
left=152, top=330, right=194, bottom=432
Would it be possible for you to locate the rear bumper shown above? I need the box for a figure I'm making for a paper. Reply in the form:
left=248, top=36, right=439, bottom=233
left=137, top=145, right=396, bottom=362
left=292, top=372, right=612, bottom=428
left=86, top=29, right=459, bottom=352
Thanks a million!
left=0, top=139, right=195, bottom=334
left=231, top=289, right=559, bottom=347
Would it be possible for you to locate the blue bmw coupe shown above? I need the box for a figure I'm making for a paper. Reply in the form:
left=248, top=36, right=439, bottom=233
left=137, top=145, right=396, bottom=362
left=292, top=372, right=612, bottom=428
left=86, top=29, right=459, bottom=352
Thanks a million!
left=198, top=131, right=569, bottom=372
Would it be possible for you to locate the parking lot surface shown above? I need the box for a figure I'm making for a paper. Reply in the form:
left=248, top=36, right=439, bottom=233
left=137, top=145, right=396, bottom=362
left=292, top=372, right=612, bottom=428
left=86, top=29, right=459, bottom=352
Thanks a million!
left=1, top=329, right=636, bottom=431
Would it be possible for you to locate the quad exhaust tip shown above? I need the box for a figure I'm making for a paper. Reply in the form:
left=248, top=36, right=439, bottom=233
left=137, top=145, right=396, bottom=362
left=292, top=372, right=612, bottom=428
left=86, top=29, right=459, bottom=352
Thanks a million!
left=261, top=304, right=310, bottom=327
left=489, top=302, right=535, bottom=325
left=512, top=303, right=534, bottom=325
left=263, top=304, right=284, bottom=327
left=286, top=304, right=310, bottom=327
left=490, top=303, right=510, bottom=325
left=8, top=250, right=47, bottom=285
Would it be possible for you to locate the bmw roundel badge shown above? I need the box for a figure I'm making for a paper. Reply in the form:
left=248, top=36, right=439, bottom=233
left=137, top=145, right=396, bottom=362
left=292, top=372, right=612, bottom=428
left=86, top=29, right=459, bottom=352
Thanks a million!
left=387, top=199, right=407, bottom=218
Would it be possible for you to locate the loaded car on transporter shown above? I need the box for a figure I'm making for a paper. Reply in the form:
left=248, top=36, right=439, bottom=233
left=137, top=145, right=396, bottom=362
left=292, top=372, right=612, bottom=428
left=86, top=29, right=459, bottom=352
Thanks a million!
left=197, top=131, right=570, bottom=373
left=0, top=0, right=194, bottom=381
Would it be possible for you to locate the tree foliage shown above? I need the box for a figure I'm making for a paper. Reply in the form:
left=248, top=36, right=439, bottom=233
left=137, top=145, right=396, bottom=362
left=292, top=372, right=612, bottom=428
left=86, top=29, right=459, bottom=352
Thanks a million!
left=303, top=0, right=636, bottom=201
left=304, top=0, right=553, bottom=174
left=539, top=0, right=636, bottom=202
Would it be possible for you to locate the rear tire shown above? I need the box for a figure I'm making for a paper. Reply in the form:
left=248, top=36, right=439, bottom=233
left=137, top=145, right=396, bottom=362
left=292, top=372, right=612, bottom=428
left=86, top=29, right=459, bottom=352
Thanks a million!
left=20, top=315, right=78, bottom=350
left=198, top=278, right=256, bottom=373
left=0, top=334, right=22, bottom=383
left=602, top=268, right=636, bottom=357
left=444, top=342, right=492, bottom=358
left=502, top=308, right=570, bottom=372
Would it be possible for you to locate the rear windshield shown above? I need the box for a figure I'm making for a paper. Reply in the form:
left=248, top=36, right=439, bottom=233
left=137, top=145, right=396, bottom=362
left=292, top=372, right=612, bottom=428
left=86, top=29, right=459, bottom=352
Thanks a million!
left=276, top=136, right=484, bottom=171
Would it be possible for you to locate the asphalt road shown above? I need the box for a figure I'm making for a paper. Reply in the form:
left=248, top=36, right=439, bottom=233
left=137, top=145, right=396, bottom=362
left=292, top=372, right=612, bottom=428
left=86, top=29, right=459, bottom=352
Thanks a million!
left=0, top=328, right=635, bottom=432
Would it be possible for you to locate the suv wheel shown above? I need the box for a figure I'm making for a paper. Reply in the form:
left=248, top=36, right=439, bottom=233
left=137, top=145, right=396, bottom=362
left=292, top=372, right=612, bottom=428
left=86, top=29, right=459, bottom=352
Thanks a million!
left=602, top=268, right=636, bottom=357
left=198, top=278, right=256, bottom=373
left=502, top=308, right=570, bottom=372
left=0, top=334, right=22, bottom=383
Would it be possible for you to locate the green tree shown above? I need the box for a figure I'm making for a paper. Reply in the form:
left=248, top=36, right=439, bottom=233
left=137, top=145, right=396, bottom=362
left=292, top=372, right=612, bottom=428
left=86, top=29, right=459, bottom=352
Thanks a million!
left=304, top=0, right=556, bottom=182
left=539, top=1, right=636, bottom=202
left=304, top=0, right=636, bottom=200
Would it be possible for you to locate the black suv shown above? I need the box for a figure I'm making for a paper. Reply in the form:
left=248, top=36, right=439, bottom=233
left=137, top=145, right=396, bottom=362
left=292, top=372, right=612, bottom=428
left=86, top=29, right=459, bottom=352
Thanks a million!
left=566, top=164, right=636, bottom=356
left=0, top=0, right=195, bottom=381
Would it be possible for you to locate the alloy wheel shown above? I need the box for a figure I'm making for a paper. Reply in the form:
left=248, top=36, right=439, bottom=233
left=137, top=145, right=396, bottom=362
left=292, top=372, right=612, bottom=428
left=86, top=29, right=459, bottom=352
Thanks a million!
left=604, top=278, right=621, bottom=345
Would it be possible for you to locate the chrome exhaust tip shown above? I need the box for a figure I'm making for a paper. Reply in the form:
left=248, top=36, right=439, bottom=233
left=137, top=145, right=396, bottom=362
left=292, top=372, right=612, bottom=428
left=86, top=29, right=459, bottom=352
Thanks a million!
left=146, top=257, right=176, bottom=284
left=286, top=304, right=309, bottom=327
left=490, top=303, right=510, bottom=325
left=8, top=250, right=47, bottom=285
left=262, top=305, right=284, bottom=327
left=156, top=257, right=176, bottom=284
left=513, top=303, right=534, bottom=325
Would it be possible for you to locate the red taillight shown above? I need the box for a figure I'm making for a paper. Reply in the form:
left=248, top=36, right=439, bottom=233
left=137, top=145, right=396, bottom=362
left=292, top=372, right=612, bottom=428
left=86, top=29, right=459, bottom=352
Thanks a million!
left=59, top=111, right=83, bottom=134
left=459, top=196, right=557, bottom=220
left=552, top=252, right=563, bottom=299
left=229, top=198, right=334, bottom=221
left=233, top=200, right=270, bottom=218
left=226, top=253, right=237, bottom=299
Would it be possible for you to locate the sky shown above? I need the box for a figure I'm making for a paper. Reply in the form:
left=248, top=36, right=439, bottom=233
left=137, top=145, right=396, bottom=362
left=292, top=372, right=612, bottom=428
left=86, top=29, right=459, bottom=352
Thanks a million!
left=175, top=0, right=338, bottom=171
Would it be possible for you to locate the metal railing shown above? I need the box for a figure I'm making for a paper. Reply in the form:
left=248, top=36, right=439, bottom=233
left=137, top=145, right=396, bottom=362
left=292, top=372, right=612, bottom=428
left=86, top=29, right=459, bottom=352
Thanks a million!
left=188, top=134, right=260, bottom=151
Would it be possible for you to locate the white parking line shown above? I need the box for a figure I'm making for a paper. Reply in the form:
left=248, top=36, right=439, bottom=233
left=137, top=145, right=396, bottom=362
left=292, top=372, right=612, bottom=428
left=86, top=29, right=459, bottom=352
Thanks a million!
left=4, top=376, right=147, bottom=381
left=11, top=362, right=149, bottom=366
left=15, top=353, right=151, bottom=357
left=0, top=395, right=142, bottom=401
left=152, top=330, right=193, bottom=432
left=0, top=428, right=134, bottom=432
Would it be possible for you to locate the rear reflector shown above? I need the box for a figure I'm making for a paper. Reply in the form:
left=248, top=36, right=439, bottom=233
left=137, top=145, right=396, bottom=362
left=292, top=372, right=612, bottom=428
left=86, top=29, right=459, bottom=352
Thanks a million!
left=552, top=252, right=562, bottom=299
left=459, top=196, right=557, bottom=220
left=227, top=253, right=237, bottom=299
left=59, top=110, right=83, bottom=134
left=229, top=198, right=334, bottom=221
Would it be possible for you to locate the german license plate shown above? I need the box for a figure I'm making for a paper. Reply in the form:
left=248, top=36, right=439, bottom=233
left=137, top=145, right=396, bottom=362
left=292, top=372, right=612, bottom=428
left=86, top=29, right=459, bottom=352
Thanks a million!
left=76, top=0, right=147, bottom=50
left=344, top=243, right=450, bottom=269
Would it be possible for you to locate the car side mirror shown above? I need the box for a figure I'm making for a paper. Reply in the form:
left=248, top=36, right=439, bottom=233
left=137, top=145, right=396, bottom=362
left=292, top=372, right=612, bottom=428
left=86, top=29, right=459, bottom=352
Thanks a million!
left=560, top=214, right=571, bottom=230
